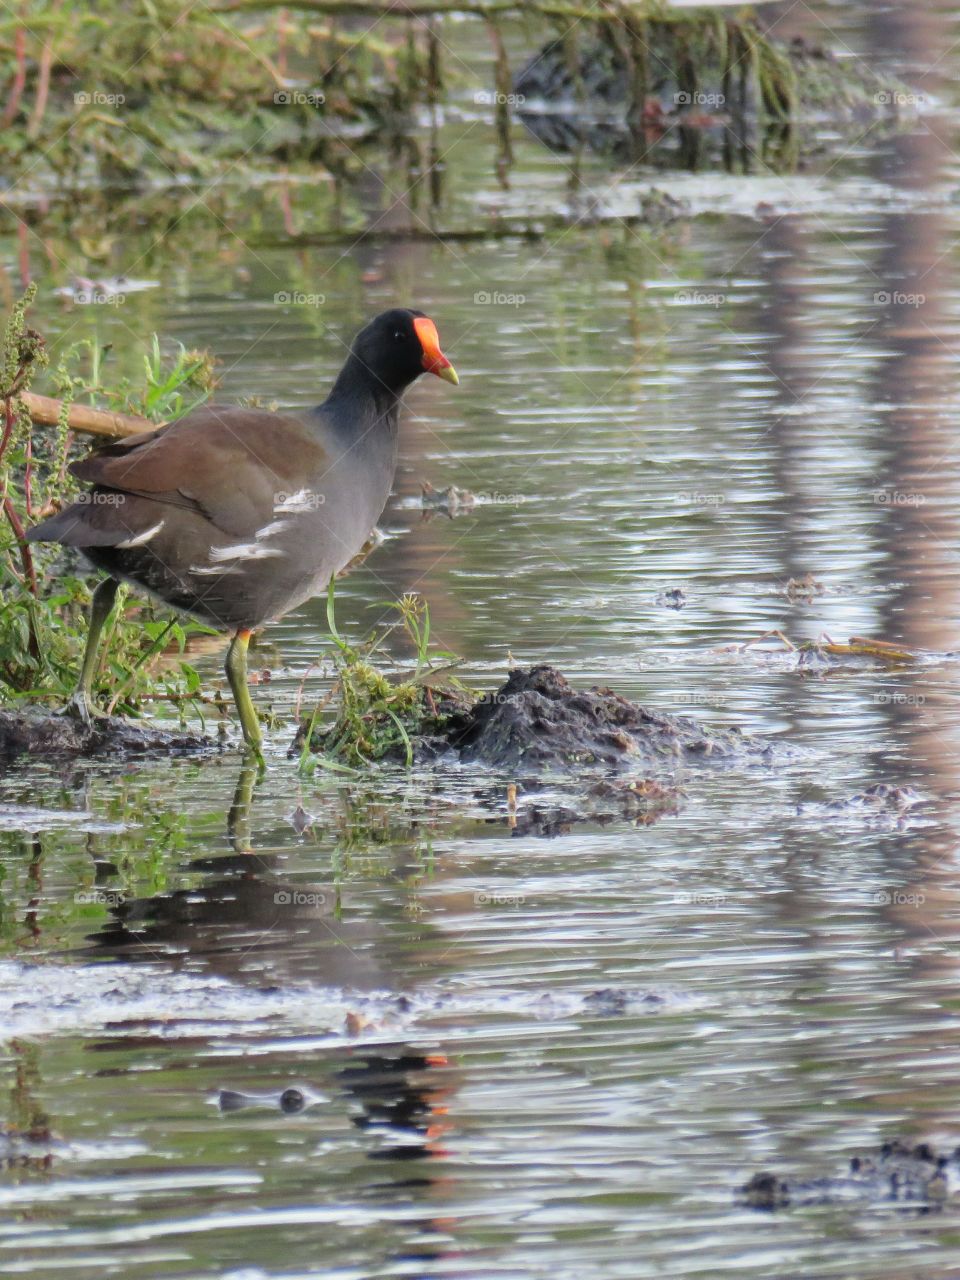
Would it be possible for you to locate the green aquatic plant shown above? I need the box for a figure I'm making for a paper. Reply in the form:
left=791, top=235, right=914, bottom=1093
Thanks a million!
left=52, top=335, right=215, bottom=424
left=0, top=291, right=217, bottom=714
left=298, top=581, right=470, bottom=773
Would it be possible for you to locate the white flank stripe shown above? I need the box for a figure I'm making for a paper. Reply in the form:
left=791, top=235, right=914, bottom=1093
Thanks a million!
left=201, top=516, right=290, bottom=566
left=208, top=542, right=285, bottom=563
left=255, top=518, right=291, bottom=539
left=190, top=563, right=240, bottom=576
left=115, top=520, right=164, bottom=549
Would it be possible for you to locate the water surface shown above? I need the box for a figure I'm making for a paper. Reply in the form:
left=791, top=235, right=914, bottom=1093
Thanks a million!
left=3, top=2, right=960, bottom=1276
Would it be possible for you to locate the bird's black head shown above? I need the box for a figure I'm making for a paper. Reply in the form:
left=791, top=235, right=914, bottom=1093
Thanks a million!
left=349, top=308, right=459, bottom=394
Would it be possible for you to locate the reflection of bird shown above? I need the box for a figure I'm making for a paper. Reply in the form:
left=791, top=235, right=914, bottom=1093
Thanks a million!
left=215, top=1048, right=460, bottom=1271
left=215, top=1050, right=454, bottom=1162
left=27, top=310, right=458, bottom=755
left=83, top=759, right=453, bottom=994
left=341, top=1051, right=453, bottom=1160
left=83, top=851, right=409, bottom=991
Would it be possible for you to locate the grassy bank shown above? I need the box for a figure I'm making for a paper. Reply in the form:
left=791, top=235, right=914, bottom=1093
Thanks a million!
left=0, top=289, right=217, bottom=719
left=1, top=1, right=801, bottom=188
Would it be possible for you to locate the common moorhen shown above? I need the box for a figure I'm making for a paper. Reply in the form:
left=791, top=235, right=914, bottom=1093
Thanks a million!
left=27, top=308, right=458, bottom=755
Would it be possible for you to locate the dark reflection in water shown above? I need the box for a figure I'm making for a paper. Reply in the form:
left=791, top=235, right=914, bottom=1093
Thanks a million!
left=341, top=1052, right=462, bottom=1277
left=342, top=1049, right=463, bottom=1280
left=340, top=1050, right=456, bottom=1164
left=84, top=851, right=404, bottom=989
left=217, top=1048, right=461, bottom=1274
left=83, top=762, right=440, bottom=993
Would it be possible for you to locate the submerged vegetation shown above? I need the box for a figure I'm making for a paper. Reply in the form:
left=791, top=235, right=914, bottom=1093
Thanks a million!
left=1, top=0, right=450, bottom=184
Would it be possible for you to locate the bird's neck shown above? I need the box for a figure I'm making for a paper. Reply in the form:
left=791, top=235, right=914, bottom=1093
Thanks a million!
left=321, top=355, right=404, bottom=436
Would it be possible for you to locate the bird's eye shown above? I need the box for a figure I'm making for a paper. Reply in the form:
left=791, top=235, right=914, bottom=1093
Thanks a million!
left=393, top=330, right=404, bottom=342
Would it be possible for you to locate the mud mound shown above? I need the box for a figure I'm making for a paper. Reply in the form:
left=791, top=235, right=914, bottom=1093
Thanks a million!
left=0, top=708, right=211, bottom=759
left=421, top=665, right=790, bottom=774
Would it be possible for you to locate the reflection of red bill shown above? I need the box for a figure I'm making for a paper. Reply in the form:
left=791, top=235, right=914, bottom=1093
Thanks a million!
left=414, top=317, right=459, bottom=384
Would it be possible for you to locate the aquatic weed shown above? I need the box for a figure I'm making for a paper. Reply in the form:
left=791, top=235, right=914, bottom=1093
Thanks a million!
left=298, top=580, right=469, bottom=773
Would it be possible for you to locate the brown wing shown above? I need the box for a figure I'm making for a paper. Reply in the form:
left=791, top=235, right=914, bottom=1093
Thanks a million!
left=70, top=404, right=329, bottom=537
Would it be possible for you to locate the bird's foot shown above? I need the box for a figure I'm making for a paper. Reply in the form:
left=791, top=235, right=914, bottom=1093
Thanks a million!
left=61, top=690, right=109, bottom=727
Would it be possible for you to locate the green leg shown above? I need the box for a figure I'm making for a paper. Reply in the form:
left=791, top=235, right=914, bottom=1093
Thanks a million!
left=225, top=628, right=264, bottom=764
left=64, top=577, right=119, bottom=724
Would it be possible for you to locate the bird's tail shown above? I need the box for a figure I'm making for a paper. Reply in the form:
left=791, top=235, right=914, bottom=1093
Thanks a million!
left=26, top=492, right=161, bottom=548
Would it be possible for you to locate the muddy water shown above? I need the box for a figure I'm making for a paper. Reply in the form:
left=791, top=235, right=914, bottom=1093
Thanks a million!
left=4, top=1, right=960, bottom=1276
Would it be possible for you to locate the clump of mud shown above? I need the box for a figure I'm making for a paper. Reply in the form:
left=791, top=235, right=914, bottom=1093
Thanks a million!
left=4, top=665, right=788, bottom=771
left=413, top=665, right=790, bottom=774
left=0, top=708, right=210, bottom=759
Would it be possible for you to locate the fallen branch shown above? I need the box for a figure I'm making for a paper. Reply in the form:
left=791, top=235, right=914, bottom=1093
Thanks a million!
left=21, top=391, right=156, bottom=439
left=212, top=0, right=624, bottom=16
